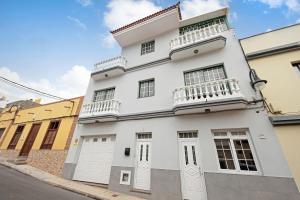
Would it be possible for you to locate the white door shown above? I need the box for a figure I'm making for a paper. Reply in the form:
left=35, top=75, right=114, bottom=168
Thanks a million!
left=179, top=139, right=206, bottom=200
left=134, top=140, right=151, bottom=190
left=73, top=136, right=115, bottom=184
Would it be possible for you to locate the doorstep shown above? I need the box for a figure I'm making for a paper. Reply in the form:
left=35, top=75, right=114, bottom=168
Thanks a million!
left=0, top=157, right=145, bottom=200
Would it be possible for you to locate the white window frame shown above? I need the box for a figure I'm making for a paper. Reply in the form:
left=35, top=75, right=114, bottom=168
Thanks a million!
left=141, top=40, right=155, bottom=55
left=184, top=65, right=227, bottom=86
left=93, top=87, right=115, bottom=102
left=120, top=170, right=131, bottom=185
left=212, top=129, right=260, bottom=175
left=138, top=79, right=155, bottom=98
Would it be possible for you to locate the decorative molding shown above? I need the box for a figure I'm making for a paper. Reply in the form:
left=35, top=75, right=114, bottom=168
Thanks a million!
left=269, top=115, right=300, bottom=125
left=78, top=98, right=249, bottom=124
left=126, top=57, right=171, bottom=73
left=245, top=42, right=300, bottom=60
left=91, top=58, right=171, bottom=78
left=111, top=3, right=181, bottom=34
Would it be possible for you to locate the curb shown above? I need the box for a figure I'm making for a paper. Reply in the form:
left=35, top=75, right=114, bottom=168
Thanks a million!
left=51, top=184, right=105, bottom=200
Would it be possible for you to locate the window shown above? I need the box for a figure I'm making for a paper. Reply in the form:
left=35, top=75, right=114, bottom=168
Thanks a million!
left=140, top=144, right=143, bottom=161
left=8, top=125, right=25, bottom=149
left=213, top=130, right=258, bottom=173
left=141, top=40, right=155, bottom=55
left=179, top=16, right=227, bottom=35
left=146, top=144, right=149, bottom=161
left=137, top=133, right=152, bottom=139
left=0, top=128, right=5, bottom=139
left=40, top=121, right=60, bottom=149
left=138, top=79, right=154, bottom=98
left=184, top=65, right=226, bottom=86
left=292, top=62, right=300, bottom=75
left=120, top=170, right=131, bottom=185
left=179, top=132, right=198, bottom=138
left=93, top=88, right=115, bottom=102
left=184, top=146, right=189, bottom=165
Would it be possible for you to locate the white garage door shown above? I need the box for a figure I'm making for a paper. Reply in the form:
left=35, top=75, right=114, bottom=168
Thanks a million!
left=73, top=136, right=115, bottom=184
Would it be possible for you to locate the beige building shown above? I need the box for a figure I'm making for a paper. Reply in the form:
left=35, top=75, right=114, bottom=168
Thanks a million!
left=240, top=23, right=300, bottom=190
left=0, top=97, right=83, bottom=176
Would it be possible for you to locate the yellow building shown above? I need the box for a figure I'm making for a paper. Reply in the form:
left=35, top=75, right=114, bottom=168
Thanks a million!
left=0, top=107, right=18, bottom=148
left=0, top=97, right=83, bottom=176
left=240, top=23, right=300, bottom=190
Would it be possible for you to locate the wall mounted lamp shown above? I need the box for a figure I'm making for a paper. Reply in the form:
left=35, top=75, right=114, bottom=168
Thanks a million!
left=249, top=69, right=267, bottom=91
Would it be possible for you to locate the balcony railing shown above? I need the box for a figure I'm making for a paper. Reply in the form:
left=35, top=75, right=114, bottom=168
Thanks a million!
left=170, top=23, right=227, bottom=51
left=80, top=100, right=121, bottom=117
left=173, top=78, right=242, bottom=106
left=93, top=56, right=126, bottom=73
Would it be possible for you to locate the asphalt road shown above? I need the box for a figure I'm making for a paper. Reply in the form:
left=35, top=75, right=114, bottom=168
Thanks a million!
left=0, top=164, right=94, bottom=200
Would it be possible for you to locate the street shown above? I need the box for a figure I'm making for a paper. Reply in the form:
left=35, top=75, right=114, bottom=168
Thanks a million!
left=0, top=165, right=94, bottom=200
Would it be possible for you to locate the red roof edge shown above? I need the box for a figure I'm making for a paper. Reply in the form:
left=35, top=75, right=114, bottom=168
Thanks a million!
left=110, top=2, right=181, bottom=34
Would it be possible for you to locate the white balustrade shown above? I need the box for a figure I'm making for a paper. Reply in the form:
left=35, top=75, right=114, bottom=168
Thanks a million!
left=170, top=23, right=227, bottom=51
left=173, top=79, right=242, bottom=106
left=94, top=56, right=126, bottom=73
left=80, top=100, right=121, bottom=117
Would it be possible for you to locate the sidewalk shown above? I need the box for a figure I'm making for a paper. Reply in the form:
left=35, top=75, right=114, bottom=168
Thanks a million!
left=0, top=158, right=145, bottom=200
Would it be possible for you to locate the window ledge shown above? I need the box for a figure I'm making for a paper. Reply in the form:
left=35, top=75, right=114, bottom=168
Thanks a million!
left=213, top=170, right=261, bottom=176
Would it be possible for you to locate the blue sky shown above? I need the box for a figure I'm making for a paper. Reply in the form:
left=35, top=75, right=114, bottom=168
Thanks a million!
left=0, top=0, right=300, bottom=105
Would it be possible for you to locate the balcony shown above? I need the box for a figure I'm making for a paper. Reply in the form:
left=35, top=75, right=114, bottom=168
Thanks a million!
left=91, top=56, right=126, bottom=80
left=170, top=24, right=227, bottom=60
left=173, top=78, right=246, bottom=114
left=79, top=100, right=121, bottom=121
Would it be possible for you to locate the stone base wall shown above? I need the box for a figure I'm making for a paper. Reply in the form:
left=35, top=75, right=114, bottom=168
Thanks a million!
left=109, top=166, right=182, bottom=200
left=27, top=150, right=68, bottom=176
left=0, top=149, right=20, bottom=160
left=205, top=172, right=300, bottom=200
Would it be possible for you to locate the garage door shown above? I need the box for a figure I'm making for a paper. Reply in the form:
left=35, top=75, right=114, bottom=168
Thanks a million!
left=73, top=136, right=115, bottom=184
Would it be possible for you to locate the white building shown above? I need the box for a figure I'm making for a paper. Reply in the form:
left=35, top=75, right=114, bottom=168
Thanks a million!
left=62, top=4, right=299, bottom=200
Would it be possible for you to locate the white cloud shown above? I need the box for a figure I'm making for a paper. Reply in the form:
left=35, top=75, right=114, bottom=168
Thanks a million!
left=100, top=34, right=117, bottom=48
left=297, top=18, right=300, bottom=23
left=181, top=0, right=229, bottom=19
left=60, top=65, right=90, bottom=95
left=0, top=66, right=90, bottom=107
left=266, top=28, right=272, bottom=32
left=0, top=67, right=21, bottom=82
left=67, top=16, right=87, bottom=30
left=77, top=0, right=92, bottom=7
left=102, top=0, right=161, bottom=47
left=103, top=0, right=162, bottom=31
left=248, top=0, right=300, bottom=12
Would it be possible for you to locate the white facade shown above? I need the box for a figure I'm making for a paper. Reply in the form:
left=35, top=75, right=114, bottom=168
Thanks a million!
left=63, top=5, right=298, bottom=200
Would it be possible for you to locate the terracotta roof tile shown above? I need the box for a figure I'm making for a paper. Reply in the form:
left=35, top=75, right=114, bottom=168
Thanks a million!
left=111, top=2, right=181, bottom=34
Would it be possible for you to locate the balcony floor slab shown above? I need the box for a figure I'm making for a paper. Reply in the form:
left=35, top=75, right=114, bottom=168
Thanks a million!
left=91, top=66, right=125, bottom=81
left=170, top=35, right=226, bottom=60
left=173, top=97, right=247, bottom=115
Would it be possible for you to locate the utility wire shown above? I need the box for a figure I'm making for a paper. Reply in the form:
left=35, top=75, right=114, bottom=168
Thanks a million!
left=0, top=76, right=65, bottom=100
